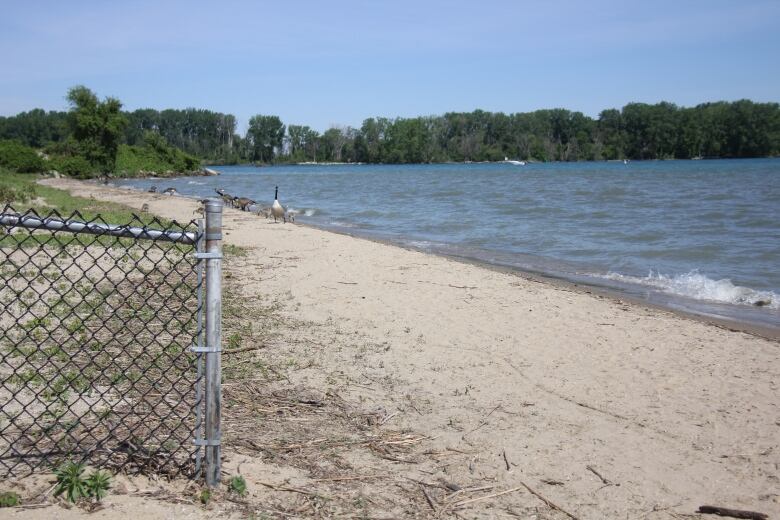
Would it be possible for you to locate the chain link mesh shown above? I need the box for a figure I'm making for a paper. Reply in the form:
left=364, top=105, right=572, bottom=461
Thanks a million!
left=0, top=205, right=203, bottom=478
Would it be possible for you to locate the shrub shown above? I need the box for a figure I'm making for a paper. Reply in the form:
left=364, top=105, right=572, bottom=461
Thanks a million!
left=0, top=140, right=45, bottom=173
left=115, top=131, right=200, bottom=176
left=50, top=155, right=94, bottom=179
left=0, top=173, right=37, bottom=204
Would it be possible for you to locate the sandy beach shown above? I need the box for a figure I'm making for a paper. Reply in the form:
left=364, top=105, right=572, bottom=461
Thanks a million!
left=7, top=177, right=778, bottom=519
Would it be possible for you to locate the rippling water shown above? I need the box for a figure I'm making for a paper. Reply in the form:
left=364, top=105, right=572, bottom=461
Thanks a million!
left=117, top=159, right=780, bottom=328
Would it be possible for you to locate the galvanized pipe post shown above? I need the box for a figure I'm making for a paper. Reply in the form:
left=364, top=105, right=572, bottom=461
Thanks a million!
left=203, top=199, right=223, bottom=487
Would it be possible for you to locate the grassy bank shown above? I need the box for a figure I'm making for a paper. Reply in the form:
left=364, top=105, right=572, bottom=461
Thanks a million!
left=1, top=169, right=153, bottom=222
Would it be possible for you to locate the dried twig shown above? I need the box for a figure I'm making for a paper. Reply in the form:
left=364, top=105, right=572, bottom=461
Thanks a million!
left=697, top=506, right=768, bottom=519
left=223, top=344, right=270, bottom=356
left=313, top=474, right=391, bottom=483
left=502, top=449, right=511, bottom=471
left=586, top=465, right=613, bottom=485
left=452, top=486, right=524, bottom=508
left=520, top=482, right=580, bottom=520
left=421, top=485, right=438, bottom=512
left=258, top=481, right=326, bottom=498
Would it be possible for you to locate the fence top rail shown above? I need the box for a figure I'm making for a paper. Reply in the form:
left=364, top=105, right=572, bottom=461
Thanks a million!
left=0, top=208, right=198, bottom=245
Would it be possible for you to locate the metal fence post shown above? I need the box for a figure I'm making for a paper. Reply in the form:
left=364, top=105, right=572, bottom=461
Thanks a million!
left=203, top=199, right=223, bottom=487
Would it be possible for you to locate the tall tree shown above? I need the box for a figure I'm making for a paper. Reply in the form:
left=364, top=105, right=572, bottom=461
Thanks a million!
left=246, top=115, right=285, bottom=163
left=67, top=86, right=127, bottom=173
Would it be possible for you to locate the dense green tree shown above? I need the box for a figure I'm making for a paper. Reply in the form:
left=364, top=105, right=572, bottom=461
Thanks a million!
left=66, top=86, right=127, bottom=173
left=0, top=109, right=69, bottom=148
left=247, top=115, right=285, bottom=163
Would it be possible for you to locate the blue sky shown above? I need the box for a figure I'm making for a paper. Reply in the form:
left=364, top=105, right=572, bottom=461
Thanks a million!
left=1, top=0, right=778, bottom=132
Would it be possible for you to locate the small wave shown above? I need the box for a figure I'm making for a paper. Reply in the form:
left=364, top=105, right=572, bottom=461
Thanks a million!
left=187, top=180, right=205, bottom=185
left=329, top=220, right=357, bottom=228
left=598, top=270, right=778, bottom=309
left=304, top=209, right=316, bottom=217
left=403, top=239, right=435, bottom=249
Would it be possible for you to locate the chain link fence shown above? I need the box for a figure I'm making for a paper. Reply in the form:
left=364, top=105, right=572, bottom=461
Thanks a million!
left=0, top=203, right=223, bottom=483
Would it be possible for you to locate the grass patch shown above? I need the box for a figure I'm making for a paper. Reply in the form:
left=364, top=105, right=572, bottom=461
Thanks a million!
left=223, top=244, right=248, bottom=258
left=0, top=491, right=21, bottom=507
left=0, top=168, right=184, bottom=225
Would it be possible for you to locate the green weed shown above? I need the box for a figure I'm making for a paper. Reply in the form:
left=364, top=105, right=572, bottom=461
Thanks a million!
left=0, top=491, right=21, bottom=507
left=228, top=475, right=247, bottom=497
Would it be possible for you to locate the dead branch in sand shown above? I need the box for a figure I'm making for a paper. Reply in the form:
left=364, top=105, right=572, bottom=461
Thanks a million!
left=586, top=465, right=614, bottom=485
left=451, top=486, right=524, bottom=508
left=502, top=449, right=512, bottom=471
left=420, top=484, right=438, bottom=512
left=697, top=505, right=768, bottom=519
left=519, top=481, right=580, bottom=519
left=258, top=481, right=327, bottom=498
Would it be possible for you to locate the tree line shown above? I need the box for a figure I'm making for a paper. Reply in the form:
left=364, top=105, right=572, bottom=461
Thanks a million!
left=0, top=86, right=199, bottom=178
left=2, top=97, right=778, bottom=167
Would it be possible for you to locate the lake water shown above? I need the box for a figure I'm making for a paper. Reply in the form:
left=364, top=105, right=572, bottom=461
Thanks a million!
left=116, top=159, right=780, bottom=329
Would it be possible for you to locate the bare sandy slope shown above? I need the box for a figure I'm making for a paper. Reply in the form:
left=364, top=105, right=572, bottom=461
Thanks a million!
left=15, top=178, right=779, bottom=518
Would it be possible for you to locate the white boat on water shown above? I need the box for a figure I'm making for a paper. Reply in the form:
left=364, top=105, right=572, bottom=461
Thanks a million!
left=504, top=157, right=526, bottom=166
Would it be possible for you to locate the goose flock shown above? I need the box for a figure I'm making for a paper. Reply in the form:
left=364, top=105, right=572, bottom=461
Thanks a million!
left=145, top=184, right=296, bottom=222
left=214, top=186, right=295, bottom=223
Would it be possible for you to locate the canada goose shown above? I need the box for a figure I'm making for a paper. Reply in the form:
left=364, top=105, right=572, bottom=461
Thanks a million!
left=162, top=187, right=177, bottom=196
left=148, top=186, right=158, bottom=193
left=271, top=186, right=286, bottom=223
left=255, top=207, right=272, bottom=219
left=233, top=197, right=255, bottom=211
left=141, top=203, right=150, bottom=213
left=194, top=199, right=208, bottom=216
left=216, top=193, right=234, bottom=207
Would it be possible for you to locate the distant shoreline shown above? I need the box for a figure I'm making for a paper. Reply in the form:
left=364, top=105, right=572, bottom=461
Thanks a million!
left=226, top=155, right=780, bottom=169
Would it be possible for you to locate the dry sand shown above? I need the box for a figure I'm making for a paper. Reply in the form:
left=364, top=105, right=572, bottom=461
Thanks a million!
left=4, top=178, right=778, bottom=519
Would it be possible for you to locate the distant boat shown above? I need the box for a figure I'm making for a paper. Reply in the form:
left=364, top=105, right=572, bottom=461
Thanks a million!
left=504, top=157, right=526, bottom=166
left=623, top=159, right=628, bottom=164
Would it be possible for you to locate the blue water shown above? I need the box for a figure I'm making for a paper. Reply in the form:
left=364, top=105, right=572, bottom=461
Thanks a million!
left=117, top=159, right=780, bottom=328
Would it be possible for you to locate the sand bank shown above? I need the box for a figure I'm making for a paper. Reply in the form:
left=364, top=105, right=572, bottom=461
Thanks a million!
left=22, top=178, right=780, bottom=518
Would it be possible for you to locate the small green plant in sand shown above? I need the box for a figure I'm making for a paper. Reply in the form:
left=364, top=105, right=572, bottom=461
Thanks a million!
left=53, top=461, right=88, bottom=503
left=199, top=488, right=211, bottom=505
left=228, top=475, right=247, bottom=497
left=0, top=491, right=21, bottom=507
left=84, top=470, right=111, bottom=501
left=53, top=461, right=111, bottom=503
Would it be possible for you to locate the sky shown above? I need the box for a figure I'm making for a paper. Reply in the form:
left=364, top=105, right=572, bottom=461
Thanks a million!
left=1, top=0, right=779, bottom=132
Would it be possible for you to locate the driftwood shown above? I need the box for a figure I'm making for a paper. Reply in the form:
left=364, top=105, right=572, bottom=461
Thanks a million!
left=697, top=505, right=768, bottom=519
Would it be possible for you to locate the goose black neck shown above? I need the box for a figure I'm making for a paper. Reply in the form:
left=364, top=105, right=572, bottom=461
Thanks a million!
left=275, top=186, right=278, bottom=199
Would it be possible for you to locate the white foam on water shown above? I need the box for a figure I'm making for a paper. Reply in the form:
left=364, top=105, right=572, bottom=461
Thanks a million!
left=187, top=180, right=205, bottom=185
left=403, top=240, right=435, bottom=250
left=598, top=270, right=778, bottom=310
left=304, top=209, right=316, bottom=216
left=329, top=220, right=357, bottom=228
